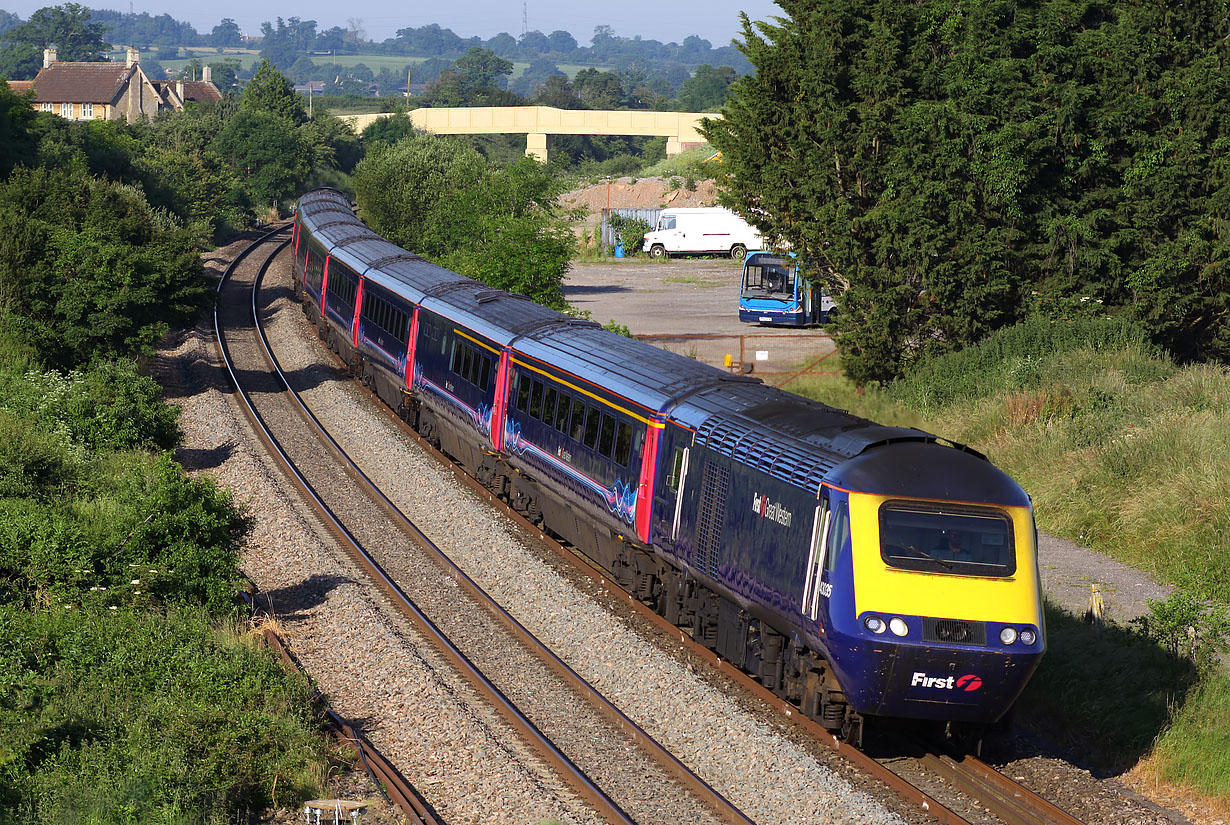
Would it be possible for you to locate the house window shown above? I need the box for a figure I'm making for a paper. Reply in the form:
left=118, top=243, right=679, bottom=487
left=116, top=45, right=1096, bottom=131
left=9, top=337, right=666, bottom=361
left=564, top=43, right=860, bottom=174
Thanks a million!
left=83, top=103, right=93, bottom=118
left=60, top=102, right=71, bottom=118
left=40, top=102, right=52, bottom=112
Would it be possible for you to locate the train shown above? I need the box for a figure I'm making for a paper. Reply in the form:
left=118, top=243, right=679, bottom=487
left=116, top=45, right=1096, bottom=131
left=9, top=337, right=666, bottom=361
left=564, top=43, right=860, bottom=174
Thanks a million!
left=291, top=188, right=1045, bottom=745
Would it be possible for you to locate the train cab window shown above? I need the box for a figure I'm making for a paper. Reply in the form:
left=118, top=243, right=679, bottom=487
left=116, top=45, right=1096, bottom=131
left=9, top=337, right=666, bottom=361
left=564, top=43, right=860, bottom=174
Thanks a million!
left=554, top=393, right=571, bottom=431
left=583, top=406, right=601, bottom=449
left=614, top=421, right=633, bottom=466
left=878, top=502, right=1016, bottom=577
left=529, top=380, right=544, bottom=419
left=667, top=447, right=686, bottom=492
left=598, top=414, right=617, bottom=457
left=516, top=373, right=531, bottom=411
left=826, top=502, right=849, bottom=573
left=569, top=397, right=586, bottom=440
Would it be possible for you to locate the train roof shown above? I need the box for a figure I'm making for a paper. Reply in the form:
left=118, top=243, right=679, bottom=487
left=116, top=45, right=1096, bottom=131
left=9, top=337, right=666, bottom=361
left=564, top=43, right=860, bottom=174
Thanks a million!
left=293, top=191, right=1021, bottom=504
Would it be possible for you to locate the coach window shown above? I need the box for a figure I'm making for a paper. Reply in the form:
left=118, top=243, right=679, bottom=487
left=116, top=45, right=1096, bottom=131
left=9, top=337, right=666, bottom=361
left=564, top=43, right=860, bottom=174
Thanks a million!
left=554, top=393, right=571, bottom=431
left=583, top=406, right=601, bottom=449
left=516, top=373, right=531, bottom=411
left=569, top=396, right=586, bottom=440
left=614, top=421, right=632, bottom=466
left=542, top=386, right=558, bottom=424
left=529, top=380, right=544, bottom=419
left=598, top=414, right=617, bottom=457
left=478, top=356, right=491, bottom=391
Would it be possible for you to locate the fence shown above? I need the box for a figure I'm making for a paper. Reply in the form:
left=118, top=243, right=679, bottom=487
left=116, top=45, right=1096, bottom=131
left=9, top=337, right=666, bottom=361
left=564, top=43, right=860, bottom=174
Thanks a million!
left=600, top=208, right=662, bottom=250
left=636, top=331, right=839, bottom=388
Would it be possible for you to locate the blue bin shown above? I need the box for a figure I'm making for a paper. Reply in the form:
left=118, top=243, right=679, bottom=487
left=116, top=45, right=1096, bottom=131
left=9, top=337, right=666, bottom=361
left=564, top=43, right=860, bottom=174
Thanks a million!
left=614, top=243, right=626, bottom=258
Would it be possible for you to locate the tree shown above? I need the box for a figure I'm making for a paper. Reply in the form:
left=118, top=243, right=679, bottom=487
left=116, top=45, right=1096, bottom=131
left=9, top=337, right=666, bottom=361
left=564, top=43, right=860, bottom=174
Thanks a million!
left=240, top=58, right=306, bottom=124
left=0, top=166, right=206, bottom=368
left=213, top=108, right=312, bottom=209
left=574, top=68, right=623, bottom=109
left=546, top=30, right=577, bottom=54
left=352, top=135, right=575, bottom=307
left=0, top=80, right=37, bottom=176
left=676, top=64, right=736, bottom=111
left=1, top=3, right=111, bottom=62
left=211, top=18, right=242, bottom=48
left=428, top=47, right=513, bottom=105
left=706, top=0, right=1230, bottom=384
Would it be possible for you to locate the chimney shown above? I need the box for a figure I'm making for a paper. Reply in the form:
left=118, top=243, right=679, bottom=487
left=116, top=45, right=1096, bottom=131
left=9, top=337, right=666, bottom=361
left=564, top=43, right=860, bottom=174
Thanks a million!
left=126, top=46, right=139, bottom=67
left=43, top=47, right=56, bottom=68
left=176, top=79, right=184, bottom=101
left=202, top=65, right=212, bottom=83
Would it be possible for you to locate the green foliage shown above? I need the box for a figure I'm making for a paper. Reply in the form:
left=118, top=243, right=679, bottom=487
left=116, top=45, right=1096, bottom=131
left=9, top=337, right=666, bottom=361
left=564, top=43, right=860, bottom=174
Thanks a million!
left=240, top=58, right=307, bottom=124
left=359, top=112, right=420, bottom=150
left=892, top=315, right=1162, bottom=410
left=1131, top=592, right=1230, bottom=675
left=0, top=81, right=36, bottom=176
left=354, top=135, right=577, bottom=307
left=676, top=64, right=737, bottom=111
left=213, top=109, right=313, bottom=210
left=608, top=213, right=651, bottom=254
left=708, top=0, right=1230, bottom=384
left=0, top=358, right=180, bottom=453
left=0, top=3, right=111, bottom=80
left=0, top=605, right=327, bottom=822
left=0, top=166, right=207, bottom=369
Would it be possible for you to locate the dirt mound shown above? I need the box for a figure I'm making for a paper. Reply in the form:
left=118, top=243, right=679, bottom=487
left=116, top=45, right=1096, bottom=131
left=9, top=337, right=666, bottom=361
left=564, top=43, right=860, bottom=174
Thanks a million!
left=563, top=176, right=720, bottom=216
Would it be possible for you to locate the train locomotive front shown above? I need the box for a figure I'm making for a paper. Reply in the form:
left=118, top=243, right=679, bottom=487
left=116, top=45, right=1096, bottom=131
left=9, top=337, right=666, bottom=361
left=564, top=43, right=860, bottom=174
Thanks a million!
left=816, top=441, right=1043, bottom=725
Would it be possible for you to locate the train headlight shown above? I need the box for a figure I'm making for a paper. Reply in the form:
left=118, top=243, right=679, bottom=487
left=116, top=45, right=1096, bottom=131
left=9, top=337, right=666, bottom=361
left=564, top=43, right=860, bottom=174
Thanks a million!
left=864, top=616, right=887, bottom=634
left=889, top=617, right=909, bottom=637
left=1019, top=628, right=1037, bottom=646
left=1000, top=627, right=1018, bottom=645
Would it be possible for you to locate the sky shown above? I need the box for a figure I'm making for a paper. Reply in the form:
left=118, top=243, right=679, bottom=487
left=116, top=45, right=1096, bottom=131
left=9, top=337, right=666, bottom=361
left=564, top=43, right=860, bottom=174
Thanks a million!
left=2, top=1, right=786, bottom=48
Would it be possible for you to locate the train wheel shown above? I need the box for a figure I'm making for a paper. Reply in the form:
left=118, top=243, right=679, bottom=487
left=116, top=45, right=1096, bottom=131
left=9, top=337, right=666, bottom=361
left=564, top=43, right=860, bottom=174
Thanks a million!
left=649, top=244, right=667, bottom=259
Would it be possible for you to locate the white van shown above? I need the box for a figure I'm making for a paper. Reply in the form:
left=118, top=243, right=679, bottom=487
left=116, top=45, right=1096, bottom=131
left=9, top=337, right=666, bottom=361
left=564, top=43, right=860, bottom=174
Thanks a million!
left=642, top=207, right=764, bottom=261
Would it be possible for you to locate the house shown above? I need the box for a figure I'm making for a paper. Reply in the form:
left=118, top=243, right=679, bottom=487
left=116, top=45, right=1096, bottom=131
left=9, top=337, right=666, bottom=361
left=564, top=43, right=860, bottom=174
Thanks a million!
left=24, top=47, right=220, bottom=124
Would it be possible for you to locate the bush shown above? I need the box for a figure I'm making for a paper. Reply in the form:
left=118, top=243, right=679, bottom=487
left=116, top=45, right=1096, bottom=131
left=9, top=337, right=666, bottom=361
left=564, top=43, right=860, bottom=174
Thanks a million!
left=0, top=605, right=328, bottom=823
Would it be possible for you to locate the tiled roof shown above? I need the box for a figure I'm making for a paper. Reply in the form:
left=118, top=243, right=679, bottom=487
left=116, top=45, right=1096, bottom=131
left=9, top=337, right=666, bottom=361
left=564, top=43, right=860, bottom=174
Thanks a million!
left=181, top=80, right=222, bottom=103
left=5, top=80, right=35, bottom=93
left=31, top=62, right=136, bottom=104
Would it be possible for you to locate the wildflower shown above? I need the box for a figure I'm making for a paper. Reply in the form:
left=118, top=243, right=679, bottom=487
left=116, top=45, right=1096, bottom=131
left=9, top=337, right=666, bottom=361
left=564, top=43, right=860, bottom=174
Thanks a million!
left=131, top=579, right=140, bottom=585
left=90, top=586, right=99, bottom=591
left=109, top=606, right=117, bottom=611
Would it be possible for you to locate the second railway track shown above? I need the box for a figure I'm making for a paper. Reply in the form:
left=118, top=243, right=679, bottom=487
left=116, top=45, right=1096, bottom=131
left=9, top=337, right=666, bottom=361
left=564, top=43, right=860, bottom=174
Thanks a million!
left=206, top=227, right=1101, bottom=825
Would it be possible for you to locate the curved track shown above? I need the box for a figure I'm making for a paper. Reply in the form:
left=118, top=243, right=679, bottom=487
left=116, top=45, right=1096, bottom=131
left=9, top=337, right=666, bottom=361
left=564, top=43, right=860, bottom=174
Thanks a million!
left=214, top=227, right=755, bottom=825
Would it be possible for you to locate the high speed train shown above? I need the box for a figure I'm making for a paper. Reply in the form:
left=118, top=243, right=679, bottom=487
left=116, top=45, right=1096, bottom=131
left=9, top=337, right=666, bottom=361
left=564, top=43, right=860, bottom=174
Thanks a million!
left=292, top=188, right=1045, bottom=743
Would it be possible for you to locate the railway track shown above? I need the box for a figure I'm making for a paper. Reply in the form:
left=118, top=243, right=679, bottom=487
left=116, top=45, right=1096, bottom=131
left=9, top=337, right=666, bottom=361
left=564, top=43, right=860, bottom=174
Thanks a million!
left=214, top=226, right=754, bottom=825
left=215, top=228, right=1090, bottom=825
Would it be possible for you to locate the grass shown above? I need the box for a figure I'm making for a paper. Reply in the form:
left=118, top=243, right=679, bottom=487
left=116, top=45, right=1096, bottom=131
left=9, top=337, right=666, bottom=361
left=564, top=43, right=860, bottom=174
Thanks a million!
left=787, top=321, right=1230, bottom=800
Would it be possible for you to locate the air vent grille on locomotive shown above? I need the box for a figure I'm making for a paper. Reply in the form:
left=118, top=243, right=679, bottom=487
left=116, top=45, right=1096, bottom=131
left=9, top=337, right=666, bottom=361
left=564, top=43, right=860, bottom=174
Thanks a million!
left=922, top=618, right=986, bottom=646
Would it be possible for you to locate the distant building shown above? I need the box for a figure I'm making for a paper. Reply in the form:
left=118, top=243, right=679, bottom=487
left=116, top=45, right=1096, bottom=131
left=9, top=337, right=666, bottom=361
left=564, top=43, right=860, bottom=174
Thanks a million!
left=21, top=46, right=220, bottom=124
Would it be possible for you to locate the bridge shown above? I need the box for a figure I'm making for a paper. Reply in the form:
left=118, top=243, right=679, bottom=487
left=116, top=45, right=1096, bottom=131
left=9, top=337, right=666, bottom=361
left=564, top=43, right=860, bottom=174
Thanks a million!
left=340, top=106, right=717, bottom=161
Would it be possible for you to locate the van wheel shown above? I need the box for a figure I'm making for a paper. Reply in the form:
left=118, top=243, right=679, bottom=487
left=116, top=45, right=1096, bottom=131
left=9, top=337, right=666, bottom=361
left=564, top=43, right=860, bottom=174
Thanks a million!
left=730, top=244, right=747, bottom=261
left=649, top=244, right=667, bottom=259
